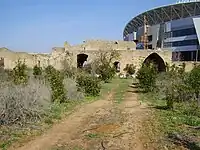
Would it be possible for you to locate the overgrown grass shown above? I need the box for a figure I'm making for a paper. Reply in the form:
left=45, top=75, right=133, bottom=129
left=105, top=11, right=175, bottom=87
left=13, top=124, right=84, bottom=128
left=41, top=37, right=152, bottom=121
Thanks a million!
left=139, top=91, right=200, bottom=148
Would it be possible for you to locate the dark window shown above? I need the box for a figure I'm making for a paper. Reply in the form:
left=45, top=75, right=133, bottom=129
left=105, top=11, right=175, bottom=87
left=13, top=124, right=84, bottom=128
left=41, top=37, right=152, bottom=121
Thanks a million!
left=164, top=32, right=172, bottom=39
left=148, top=45, right=153, bottom=49
left=172, top=28, right=196, bottom=37
left=163, top=42, right=172, bottom=48
left=164, top=28, right=196, bottom=39
left=148, top=35, right=153, bottom=41
left=164, top=39, right=199, bottom=48
left=172, top=39, right=199, bottom=47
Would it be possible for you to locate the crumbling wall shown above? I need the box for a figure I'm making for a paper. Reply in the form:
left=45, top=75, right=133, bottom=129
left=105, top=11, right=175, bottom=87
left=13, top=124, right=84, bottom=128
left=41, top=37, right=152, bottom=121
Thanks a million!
left=0, top=41, right=179, bottom=73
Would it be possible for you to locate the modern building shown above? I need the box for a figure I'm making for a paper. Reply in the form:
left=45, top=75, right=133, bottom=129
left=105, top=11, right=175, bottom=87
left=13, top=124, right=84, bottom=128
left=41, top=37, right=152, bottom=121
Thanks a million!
left=123, top=0, right=200, bottom=61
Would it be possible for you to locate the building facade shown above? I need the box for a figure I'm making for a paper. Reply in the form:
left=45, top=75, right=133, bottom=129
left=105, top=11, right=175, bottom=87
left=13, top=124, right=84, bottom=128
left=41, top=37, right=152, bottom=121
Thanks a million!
left=123, top=1, right=200, bottom=61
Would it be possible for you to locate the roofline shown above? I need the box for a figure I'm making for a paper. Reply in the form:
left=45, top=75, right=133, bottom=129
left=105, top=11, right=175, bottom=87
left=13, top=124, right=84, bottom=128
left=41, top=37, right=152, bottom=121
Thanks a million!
left=123, top=1, right=200, bottom=37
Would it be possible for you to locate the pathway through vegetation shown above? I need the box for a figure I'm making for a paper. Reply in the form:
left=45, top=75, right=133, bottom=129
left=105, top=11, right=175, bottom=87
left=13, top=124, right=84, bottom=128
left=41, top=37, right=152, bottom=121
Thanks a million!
left=9, top=82, right=156, bottom=150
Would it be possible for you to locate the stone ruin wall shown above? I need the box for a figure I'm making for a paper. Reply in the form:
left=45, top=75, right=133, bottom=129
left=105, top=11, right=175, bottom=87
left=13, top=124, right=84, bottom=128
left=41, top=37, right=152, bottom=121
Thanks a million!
left=0, top=40, right=138, bottom=70
left=0, top=39, right=197, bottom=73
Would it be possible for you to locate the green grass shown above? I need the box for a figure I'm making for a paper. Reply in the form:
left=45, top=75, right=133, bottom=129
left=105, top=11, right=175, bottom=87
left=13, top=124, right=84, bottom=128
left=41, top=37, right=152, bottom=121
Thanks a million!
left=139, top=91, right=200, bottom=139
left=113, top=78, right=132, bottom=103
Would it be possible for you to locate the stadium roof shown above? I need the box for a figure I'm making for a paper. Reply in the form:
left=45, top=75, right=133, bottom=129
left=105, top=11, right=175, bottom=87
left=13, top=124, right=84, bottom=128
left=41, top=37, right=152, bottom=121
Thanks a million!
left=123, top=1, right=200, bottom=37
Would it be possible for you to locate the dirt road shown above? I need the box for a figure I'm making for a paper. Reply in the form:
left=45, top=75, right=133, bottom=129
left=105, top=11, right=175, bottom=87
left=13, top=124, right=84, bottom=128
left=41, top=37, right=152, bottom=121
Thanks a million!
left=11, top=86, right=152, bottom=150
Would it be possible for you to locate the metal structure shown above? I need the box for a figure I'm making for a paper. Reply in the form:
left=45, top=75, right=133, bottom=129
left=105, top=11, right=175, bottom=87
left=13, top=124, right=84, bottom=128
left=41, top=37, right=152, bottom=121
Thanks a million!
left=123, top=1, right=200, bottom=37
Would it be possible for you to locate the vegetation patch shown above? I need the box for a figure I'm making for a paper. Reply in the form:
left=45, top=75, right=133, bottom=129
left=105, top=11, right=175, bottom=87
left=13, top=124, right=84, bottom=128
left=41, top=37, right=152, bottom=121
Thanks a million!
left=138, top=63, right=200, bottom=149
left=0, top=56, right=127, bottom=149
left=85, top=133, right=102, bottom=139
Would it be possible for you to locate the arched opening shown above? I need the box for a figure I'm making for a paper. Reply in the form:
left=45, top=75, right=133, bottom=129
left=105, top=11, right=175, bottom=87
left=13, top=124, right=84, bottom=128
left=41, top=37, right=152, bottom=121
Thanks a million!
left=77, top=54, right=88, bottom=68
left=143, top=53, right=166, bottom=72
left=113, top=61, right=120, bottom=72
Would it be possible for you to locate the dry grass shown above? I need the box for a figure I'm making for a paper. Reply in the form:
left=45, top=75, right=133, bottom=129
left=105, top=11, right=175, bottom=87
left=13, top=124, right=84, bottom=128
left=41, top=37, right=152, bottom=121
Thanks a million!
left=0, top=78, right=51, bottom=126
left=63, top=77, right=84, bottom=101
left=0, top=76, right=86, bottom=149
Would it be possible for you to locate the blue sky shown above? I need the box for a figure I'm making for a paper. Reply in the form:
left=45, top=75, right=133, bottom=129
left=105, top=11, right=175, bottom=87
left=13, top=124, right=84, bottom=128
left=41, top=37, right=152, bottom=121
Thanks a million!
left=0, top=0, right=175, bottom=53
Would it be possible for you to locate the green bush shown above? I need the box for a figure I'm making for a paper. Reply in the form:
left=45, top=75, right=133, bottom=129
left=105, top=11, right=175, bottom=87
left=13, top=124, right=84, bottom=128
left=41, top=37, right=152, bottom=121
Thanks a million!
left=13, top=60, right=28, bottom=85
left=45, top=65, right=66, bottom=103
left=186, top=64, right=200, bottom=106
left=136, top=63, right=157, bottom=92
left=123, top=64, right=136, bottom=75
left=76, top=74, right=101, bottom=96
left=33, top=64, right=42, bottom=78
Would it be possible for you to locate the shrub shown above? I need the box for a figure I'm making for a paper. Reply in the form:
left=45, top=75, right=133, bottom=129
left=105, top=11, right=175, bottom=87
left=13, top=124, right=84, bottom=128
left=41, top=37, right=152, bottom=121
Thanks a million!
left=45, top=65, right=66, bottom=103
left=156, top=63, right=189, bottom=109
left=13, top=60, right=28, bottom=85
left=33, top=64, right=42, bottom=78
left=186, top=64, right=200, bottom=106
left=0, top=79, right=51, bottom=126
left=0, top=69, right=13, bottom=82
left=123, top=64, right=136, bottom=76
left=136, top=63, right=157, bottom=92
left=76, top=74, right=101, bottom=96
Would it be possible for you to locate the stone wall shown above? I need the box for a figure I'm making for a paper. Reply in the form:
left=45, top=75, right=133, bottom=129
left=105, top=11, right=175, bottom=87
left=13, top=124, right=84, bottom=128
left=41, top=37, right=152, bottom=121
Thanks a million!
left=0, top=40, right=196, bottom=73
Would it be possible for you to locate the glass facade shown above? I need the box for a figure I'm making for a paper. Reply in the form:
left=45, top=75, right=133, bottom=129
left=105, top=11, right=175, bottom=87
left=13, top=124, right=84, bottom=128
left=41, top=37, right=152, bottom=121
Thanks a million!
left=173, top=39, right=199, bottom=47
left=164, top=39, right=199, bottom=48
left=163, top=27, right=198, bottom=48
left=164, top=27, right=196, bottom=39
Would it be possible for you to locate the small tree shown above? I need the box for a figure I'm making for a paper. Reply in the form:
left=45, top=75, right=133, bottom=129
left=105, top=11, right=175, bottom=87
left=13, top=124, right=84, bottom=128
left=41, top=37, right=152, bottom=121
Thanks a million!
left=13, top=59, right=28, bottom=84
left=45, top=65, right=66, bottom=103
left=136, top=63, right=157, bottom=92
left=123, top=64, right=136, bottom=76
left=94, top=49, right=120, bottom=83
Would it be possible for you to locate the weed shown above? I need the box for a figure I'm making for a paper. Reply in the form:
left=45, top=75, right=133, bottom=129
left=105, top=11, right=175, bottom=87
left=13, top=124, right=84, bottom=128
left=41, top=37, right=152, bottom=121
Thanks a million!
left=85, top=133, right=101, bottom=139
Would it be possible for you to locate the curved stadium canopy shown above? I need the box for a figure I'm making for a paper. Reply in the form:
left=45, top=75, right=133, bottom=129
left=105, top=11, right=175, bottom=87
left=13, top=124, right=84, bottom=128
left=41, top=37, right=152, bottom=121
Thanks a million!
left=123, top=1, right=200, bottom=37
